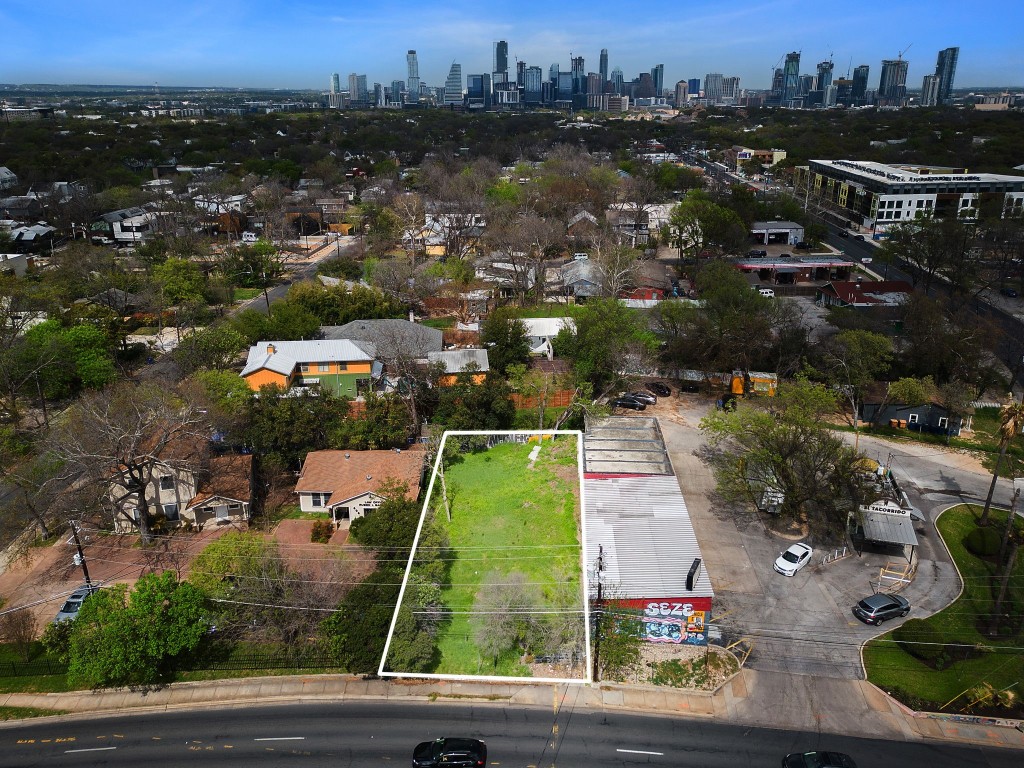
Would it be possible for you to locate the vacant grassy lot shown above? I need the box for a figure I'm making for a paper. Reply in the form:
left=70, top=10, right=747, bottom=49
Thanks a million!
left=417, top=436, right=583, bottom=677
left=863, top=504, right=1024, bottom=714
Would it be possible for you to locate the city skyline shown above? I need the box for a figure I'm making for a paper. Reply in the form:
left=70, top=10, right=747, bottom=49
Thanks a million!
left=0, top=0, right=1020, bottom=91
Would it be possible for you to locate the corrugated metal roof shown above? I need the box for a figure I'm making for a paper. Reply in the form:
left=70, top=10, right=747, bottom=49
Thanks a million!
left=861, top=511, right=919, bottom=546
left=586, top=476, right=713, bottom=599
left=427, top=348, right=490, bottom=373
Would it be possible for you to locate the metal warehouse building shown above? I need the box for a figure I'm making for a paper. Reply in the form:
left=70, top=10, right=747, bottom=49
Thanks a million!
left=584, top=417, right=714, bottom=645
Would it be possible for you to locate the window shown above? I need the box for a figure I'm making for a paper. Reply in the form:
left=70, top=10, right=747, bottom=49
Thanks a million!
left=908, top=413, right=919, bottom=424
left=309, top=492, right=326, bottom=508
left=318, top=363, right=329, bottom=373
left=162, top=503, right=180, bottom=521
left=337, top=362, right=348, bottom=371
left=159, top=475, right=174, bottom=491
left=228, top=503, right=242, bottom=511
left=300, top=363, right=311, bottom=373
left=938, top=417, right=949, bottom=429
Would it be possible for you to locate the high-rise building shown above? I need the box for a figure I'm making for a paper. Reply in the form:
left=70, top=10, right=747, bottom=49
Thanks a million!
left=851, top=65, right=870, bottom=104
left=934, top=46, right=959, bottom=105
left=407, top=50, right=420, bottom=104
left=444, top=63, right=463, bottom=105
left=612, top=68, right=625, bottom=96
left=769, top=68, right=784, bottom=103
left=571, top=56, right=585, bottom=94
left=920, top=74, right=940, bottom=106
left=524, top=66, right=543, bottom=103
left=878, top=58, right=909, bottom=104
left=688, top=77, right=701, bottom=97
left=586, top=72, right=602, bottom=99
left=651, top=64, right=664, bottom=97
left=348, top=73, right=369, bottom=104
left=704, top=73, right=724, bottom=103
left=493, top=40, right=509, bottom=84
left=782, top=52, right=801, bottom=103
left=798, top=74, right=815, bottom=97
left=637, top=72, right=656, bottom=99
left=390, top=80, right=405, bottom=104
left=330, top=73, right=340, bottom=94
left=816, top=60, right=834, bottom=92
left=467, top=74, right=492, bottom=109
left=557, top=71, right=573, bottom=101
left=373, top=83, right=385, bottom=107
left=549, top=63, right=559, bottom=85
left=834, top=78, right=853, bottom=106
left=722, top=76, right=741, bottom=101
left=674, top=80, right=689, bottom=106
left=516, top=60, right=527, bottom=88
left=599, top=49, right=609, bottom=90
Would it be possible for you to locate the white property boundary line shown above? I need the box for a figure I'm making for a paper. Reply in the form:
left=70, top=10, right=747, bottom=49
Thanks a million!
left=378, top=429, right=591, bottom=684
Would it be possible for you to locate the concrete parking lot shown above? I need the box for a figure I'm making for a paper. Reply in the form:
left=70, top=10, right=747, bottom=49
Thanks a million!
left=632, top=392, right=961, bottom=680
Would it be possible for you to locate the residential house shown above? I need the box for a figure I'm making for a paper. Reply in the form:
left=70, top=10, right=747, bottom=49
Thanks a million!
left=606, top=205, right=650, bottom=246
left=239, top=339, right=380, bottom=397
left=426, top=349, right=489, bottom=385
left=92, top=207, right=162, bottom=245
left=294, top=448, right=424, bottom=526
left=322, top=319, right=442, bottom=360
left=859, top=402, right=970, bottom=437
left=816, top=280, right=913, bottom=309
left=181, top=454, right=254, bottom=529
left=0, top=196, right=43, bottom=220
left=559, top=259, right=602, bottom=299
left=521, top=317, right=576, bottom=359
left=0, top=167, right=18, bottom=191
left=8, top=222, right=56, bottom=253
left=0, top=253, right=36, bottom=277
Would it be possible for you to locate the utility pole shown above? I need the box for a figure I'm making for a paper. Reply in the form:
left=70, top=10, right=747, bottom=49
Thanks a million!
left=67, top=520, right=92, bottom=588
left=591, top=544, right=604, bottom=682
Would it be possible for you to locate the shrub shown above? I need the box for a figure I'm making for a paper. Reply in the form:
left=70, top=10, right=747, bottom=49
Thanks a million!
left=893, top=618, right=943, bottom=660
left=310, top=519, right=333, bottom=544
left=964, top=526, right=1001, bottom=557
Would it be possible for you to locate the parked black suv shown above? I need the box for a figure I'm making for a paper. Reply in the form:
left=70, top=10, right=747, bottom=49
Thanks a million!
left=784, top=752, right=856, bottom=768
left=852, top=593, right=910, bottom=625
left=646, top=382, right=672, bottom=397
left=610, top=396, right=646, bottom=411
left=412, top=738, right=486, bottom=768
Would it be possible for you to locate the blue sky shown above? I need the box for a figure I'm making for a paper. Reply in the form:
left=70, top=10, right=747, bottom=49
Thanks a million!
left=1, top=1, right=1020, bottom=90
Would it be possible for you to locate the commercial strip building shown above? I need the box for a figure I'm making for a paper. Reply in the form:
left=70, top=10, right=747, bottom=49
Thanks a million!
left=584, top=417, right=714, bottom=645
left=794, top=160, right=1024, bottom=233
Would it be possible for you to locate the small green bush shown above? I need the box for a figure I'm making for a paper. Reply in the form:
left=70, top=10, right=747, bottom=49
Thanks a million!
left=893, top=618, right=943, bottom=660
left=964, top=526, right=1001, bottom=557
left=310, top=519, right=333, bottom=544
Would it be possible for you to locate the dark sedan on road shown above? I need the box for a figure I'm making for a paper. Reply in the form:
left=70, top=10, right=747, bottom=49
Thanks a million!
left=852, top=593, right=910, bottom=625
left=610, top=396, right=647, bottom=411
left=412, top=738, right=486, bottom=768
left=784, top=751, right=857, bottom=768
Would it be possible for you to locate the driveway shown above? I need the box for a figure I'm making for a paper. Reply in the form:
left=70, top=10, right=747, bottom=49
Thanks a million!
left=644, top=392, right=964, bottom=680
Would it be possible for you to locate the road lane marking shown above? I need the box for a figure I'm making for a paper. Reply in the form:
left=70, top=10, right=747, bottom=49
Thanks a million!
left=254, top=737, right=306, bottom=741
left=66, top=747, right=117, bottom=753
left=617, top=749, right=664, bottom=756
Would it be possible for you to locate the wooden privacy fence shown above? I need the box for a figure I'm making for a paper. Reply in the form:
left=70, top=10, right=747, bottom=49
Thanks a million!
left=511, top=390, right=576, bottom=409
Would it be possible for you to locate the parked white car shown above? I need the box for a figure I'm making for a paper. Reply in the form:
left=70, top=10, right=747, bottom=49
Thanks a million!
left=773, top=542, right=813, bottom=576
left=758, top=288, right=775, bottom=298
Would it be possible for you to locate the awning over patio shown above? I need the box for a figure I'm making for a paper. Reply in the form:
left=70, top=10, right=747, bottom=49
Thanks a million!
left=860, top=511, right=919, bottom=546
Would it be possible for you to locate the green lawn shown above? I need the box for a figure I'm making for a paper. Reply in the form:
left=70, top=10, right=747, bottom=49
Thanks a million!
left=863, top=504, right=1024, bottom=712
left=0, top=706, right=67, bottom=720
left=232, top=287, right=262, bottom=302
left=411, top=436, right=583, bottom=677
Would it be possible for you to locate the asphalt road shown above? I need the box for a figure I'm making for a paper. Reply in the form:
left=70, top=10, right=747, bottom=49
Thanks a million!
left=2, top=701, right=1019, bottom=768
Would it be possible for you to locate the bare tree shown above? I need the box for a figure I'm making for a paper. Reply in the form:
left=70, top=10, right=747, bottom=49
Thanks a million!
left=471, top=570, right=541, bottom=668
left=46, top=382, right=212, bottom=544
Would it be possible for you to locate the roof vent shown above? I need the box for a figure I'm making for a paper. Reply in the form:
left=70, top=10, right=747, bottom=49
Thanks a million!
left=366, top=474, right=372, bottom=481
left=266, top=343, right=276, bottom=354
left=344, top=453, right=350, bottom=459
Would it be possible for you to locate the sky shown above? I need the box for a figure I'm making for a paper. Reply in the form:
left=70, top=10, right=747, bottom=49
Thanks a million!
left=1, top=0, right=1021, bottom=92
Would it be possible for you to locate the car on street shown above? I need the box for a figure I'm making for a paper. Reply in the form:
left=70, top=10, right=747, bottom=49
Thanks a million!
left=1000, top=286, right=1019, bottom=298
left=747, top=249, right=767, bottom=257
left=646, top=382, right=671, bottom=397
left=853, top=234, right=866, bottom=241
left=783, top=751, right=857, bottom=768
left=773, top=542, right=813, bottom=576
left=758, top=288, right=776, bottom=298
left=53, top=585, right=98, bottom=623
left=412, top=738, right=487, bottom=768
left=852, top=593, right=910, bottom=625
left=610, top=396, right=647, bottom=411
left=836, top=230, right=850, bottom=238
left=625, top=390, right=657, bottom=405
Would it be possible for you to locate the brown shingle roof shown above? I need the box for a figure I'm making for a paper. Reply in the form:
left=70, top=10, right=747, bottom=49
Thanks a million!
left=294, top=449, right=424, bottom=507
left=187, top=454, right=253, bottom=508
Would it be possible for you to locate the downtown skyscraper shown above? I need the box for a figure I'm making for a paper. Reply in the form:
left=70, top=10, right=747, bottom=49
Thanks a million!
left=879, top=58, right=909, bottom=105
left=933, top=46, right=959, bottom=105
left=493, top=40, right=509, bottom=84
left=406, top=50, right=420, bottom=104
left=782, top=52, right=801, bottom=103
left=599, top=49, right=609, bottom=91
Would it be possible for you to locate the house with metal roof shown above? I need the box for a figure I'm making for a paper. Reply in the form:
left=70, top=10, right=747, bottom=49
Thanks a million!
left=521, top=317, right=576, bottom=358
left=816, top=280, right=913, bottom=308
left=426, top=348, right=489, bottom=385
left=322, top=319, right=443, bottom=361
left=0, top=167, right=18, bottom=191
left=240, top=339, right=380, bottom=398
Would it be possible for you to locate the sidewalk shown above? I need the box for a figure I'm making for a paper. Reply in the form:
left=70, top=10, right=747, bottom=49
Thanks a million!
left=1, top=670, right=1022, bottom=749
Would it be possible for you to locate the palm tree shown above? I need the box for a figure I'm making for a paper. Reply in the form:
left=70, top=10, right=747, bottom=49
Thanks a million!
left=980, top=399, right=1024, bottom=527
